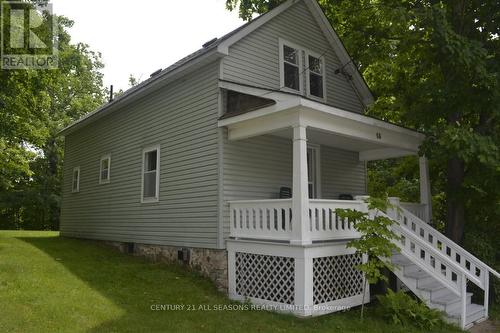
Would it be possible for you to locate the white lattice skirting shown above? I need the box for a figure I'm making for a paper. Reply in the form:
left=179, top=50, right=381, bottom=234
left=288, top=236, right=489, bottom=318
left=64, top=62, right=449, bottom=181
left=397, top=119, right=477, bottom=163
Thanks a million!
left=227, top=240, right=368, bottom=316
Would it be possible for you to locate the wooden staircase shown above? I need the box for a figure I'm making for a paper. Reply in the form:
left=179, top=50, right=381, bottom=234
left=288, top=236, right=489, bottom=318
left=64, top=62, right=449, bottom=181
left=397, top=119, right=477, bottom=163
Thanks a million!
left=373, top=200, right=500, bottom=330
left=391, top=252, right=485, bottom=328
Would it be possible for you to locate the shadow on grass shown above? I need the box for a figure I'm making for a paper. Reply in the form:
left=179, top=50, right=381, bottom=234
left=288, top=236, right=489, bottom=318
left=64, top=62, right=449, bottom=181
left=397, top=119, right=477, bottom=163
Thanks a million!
left=16, top=235, right=231, bottom=332
left=16, top=235, right=462, bottom=333
left=18, top=235, right=332, bottom=333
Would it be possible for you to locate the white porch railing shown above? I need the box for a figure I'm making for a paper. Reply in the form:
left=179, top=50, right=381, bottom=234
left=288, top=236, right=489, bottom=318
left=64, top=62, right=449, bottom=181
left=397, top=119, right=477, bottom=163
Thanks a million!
left=388, top=204, right=500, bottom=327
left=229, top=199, right=293, bottom=241
left=309, top=199, right=363, bottom=240
left=400, top=202, right=427, bottom=221
left=229, top=199, right=365, bottom=242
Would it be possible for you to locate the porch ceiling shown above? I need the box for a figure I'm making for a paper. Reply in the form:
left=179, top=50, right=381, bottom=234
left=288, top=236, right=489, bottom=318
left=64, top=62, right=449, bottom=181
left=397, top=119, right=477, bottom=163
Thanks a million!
left=218, top=81, right=425, bottom=161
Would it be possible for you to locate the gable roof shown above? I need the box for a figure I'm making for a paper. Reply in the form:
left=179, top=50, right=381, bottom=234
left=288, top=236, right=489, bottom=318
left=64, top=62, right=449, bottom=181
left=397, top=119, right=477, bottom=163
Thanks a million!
left=60, top=0, right=373, bottom=136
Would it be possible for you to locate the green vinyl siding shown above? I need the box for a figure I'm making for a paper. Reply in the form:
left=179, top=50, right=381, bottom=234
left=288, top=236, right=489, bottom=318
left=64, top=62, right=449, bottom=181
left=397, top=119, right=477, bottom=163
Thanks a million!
left=60, top=62, right=220, bottom=248
left=222, top=0, right=365, bottom=113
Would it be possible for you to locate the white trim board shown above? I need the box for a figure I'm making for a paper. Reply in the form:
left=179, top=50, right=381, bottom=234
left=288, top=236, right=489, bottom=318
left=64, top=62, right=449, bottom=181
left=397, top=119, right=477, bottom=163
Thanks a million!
left=216, top=0, right=299, bottom=55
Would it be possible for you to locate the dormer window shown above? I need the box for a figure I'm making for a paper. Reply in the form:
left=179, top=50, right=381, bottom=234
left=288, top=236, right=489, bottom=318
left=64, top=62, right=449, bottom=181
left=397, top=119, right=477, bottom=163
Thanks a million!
left=306, top=51, right=325, bottom=100
left=279, top=39, right=303, bottom=93
left=279, top=39, right=325, bottom=100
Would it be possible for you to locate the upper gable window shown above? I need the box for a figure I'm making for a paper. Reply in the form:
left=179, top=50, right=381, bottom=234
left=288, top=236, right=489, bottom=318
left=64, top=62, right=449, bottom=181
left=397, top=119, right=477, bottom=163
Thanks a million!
left=306, top=51, right=325, bottom=100
left=279, top=39, right=303, bottom=93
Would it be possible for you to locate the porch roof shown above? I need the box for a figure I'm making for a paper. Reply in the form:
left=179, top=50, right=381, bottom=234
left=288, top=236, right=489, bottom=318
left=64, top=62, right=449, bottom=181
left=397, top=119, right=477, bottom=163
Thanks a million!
left=218, top=81, right=425, bottom=161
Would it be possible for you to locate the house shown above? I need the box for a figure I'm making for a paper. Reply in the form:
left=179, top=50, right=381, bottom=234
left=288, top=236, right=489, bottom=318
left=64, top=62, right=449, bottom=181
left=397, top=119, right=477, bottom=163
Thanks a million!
left=59, top=0, right=498, bottom=329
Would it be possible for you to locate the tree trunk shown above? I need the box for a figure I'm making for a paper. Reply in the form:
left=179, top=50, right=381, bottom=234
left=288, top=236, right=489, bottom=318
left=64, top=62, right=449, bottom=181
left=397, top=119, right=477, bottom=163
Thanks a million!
left=445, top=156, right=465, bottom=244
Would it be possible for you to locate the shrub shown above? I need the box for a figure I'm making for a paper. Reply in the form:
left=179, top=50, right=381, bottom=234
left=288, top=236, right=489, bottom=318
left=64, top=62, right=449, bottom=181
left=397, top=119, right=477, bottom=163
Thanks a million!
left=376, top=289, right=445, bottom=329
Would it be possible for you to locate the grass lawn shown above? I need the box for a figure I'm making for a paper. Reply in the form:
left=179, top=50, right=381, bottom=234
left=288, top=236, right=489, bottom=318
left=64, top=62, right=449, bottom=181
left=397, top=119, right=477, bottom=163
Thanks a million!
left=0, top=231, right=464, bottom=333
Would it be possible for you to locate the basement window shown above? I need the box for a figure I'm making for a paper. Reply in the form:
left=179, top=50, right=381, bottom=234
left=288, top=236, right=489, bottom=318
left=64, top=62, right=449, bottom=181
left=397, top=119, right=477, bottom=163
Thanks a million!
left=72, top=166, right=80, bottom=193
left=99, top=154, right=111, bottom=184
left=306, top=51, right=325, bottom=100
left=279, top=39, right=302, bottom=92
left=141, top=145, right=160, bottom=202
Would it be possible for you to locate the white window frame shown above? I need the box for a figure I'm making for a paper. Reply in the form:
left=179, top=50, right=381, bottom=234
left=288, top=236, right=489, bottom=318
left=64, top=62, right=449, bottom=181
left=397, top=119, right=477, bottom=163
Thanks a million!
left=279, top=38, right=303, bottom=94
left=141, top=144, right=160, bottom=203
left=305, top=49, right=326, bottom=101
left=72, top=166, right=80, bottom=193
left=307, top=144, right=321, bottom=199
left=99, top=154, right=111, bottom=184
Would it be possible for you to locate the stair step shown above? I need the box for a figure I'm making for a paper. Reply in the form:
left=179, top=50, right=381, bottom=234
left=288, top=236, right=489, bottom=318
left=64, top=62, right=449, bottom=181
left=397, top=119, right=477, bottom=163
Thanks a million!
left=432, top=292, right=472, bottom=305
left=403, top=264, right=421, bottom=274
left=448, top=303, right=485, bottom=326
left=404, top=269, right=430, bottom=279
left=391, top=254, right=412, bottom=266
left=417, top=279, right=446, bottom=292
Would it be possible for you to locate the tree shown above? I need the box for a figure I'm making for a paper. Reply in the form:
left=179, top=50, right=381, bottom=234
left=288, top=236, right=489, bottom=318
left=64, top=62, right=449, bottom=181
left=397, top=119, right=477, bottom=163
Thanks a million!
left=336, top=197, right=400, bottom=320
left=0, top=0, right=106, bottom=229
left=224, top=0, right=500, bottom=248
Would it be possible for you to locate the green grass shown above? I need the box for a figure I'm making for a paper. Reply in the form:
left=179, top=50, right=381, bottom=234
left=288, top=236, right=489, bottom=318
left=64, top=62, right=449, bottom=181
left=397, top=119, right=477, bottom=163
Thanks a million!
left=0, top=231, right=463, bottom=333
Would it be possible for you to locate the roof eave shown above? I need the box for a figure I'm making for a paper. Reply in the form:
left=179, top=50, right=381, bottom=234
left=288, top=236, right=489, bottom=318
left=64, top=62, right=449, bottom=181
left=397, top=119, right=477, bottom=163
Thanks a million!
left=59, top=48, right=225, bottom=137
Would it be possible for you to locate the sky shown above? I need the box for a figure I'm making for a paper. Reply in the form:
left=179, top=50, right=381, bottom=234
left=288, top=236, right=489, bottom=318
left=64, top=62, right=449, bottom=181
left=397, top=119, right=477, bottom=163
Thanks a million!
left=51, top=0, right=245, bottom=91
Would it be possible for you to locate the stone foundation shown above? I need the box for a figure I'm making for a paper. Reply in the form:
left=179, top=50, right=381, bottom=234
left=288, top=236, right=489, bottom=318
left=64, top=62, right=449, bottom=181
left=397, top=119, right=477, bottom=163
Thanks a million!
left=102, top=240, right=228, bottom=292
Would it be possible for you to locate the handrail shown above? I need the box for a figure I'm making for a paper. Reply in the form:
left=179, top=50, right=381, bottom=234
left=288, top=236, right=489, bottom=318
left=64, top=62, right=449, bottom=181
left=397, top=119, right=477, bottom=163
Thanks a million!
left=228, top=199, right=292, bottom=204
left=375, top=209, right=475, bottom=293
left=392, top=217, right=482, bottom=289
left=309, top=199, right=365, bottom=204
left=398, top=206, right=500, bottom=280
left=377, top=201, right=499, bottom=328
left=400, top=202, right=427, bottom=221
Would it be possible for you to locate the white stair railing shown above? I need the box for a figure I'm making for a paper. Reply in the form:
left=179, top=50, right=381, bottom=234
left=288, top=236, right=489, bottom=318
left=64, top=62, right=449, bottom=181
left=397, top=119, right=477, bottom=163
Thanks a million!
left=400, top=202, right=427, bottom=222
left=384, top=199, right=500, bottom=328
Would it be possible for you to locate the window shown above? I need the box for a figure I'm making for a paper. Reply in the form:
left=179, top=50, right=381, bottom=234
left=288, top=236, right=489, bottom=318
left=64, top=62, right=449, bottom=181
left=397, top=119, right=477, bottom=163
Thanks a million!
left=279, top=39, right=302, bottom=92
left=279, top=39, right=326, bottom=99
left=141, top=145, right=160, bottom=202
left=306, top=52, right=325, bottom=100
left=72, top=166, right=80, bottom=193
left=99, top=154, right=111, bottom=184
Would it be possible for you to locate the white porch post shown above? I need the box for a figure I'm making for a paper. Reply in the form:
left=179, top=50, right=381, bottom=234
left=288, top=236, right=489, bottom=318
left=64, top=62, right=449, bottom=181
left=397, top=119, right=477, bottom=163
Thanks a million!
left=294, top=255, right=313, bottom=316
left=291, top=125, right=311, bottom=245
left=419, top=156, right=432, bottom=223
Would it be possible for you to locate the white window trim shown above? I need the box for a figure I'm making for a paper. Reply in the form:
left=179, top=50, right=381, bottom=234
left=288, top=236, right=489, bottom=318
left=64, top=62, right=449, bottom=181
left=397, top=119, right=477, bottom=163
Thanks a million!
left=305, top=49, right=327, bottom=102
left=279, top=38, right=304, bottom=94
left=72, top=166, right=80, bottom=193
left=141, top=144, right=160, bottom=203
left=307, top=144, right=322, bottom=199
left=99, top=154, right=111, bottom=184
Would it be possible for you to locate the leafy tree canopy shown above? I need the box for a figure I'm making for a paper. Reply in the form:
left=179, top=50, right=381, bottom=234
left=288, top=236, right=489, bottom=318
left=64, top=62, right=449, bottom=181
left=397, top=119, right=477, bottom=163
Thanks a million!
left=225, top=0, right=500, bottom=250
left=0, top=0, right=106, bottom=229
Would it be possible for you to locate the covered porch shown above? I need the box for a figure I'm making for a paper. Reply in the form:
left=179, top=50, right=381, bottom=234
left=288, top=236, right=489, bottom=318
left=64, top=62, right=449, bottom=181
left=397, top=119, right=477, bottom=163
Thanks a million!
left=218, top=82, right=428, bottom=316
left=219, top=81, right=429, bottom=245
